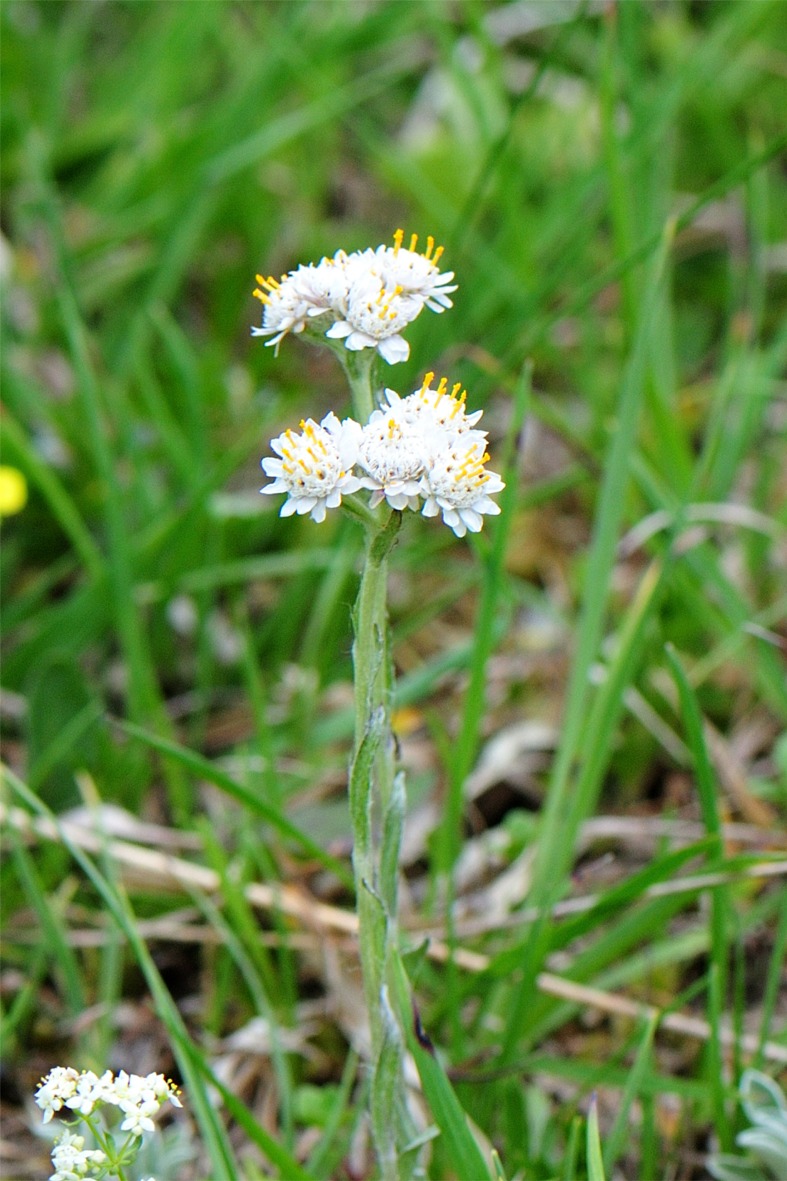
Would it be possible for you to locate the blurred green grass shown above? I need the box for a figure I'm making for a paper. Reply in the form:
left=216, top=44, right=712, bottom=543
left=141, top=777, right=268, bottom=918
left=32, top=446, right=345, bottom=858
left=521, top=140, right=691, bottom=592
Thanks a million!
left=2, top=1, right=786, bottom=1178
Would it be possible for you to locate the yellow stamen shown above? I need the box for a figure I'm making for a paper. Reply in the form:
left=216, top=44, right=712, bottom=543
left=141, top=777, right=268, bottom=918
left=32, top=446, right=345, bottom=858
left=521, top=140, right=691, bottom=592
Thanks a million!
left=375, top=284, right=403, bottom=322
left=393, top=228, right=445, bottom=262
left=253, top=273, right=281, bottom=302
left=436, top=376, right=448, bottom=397
left=420, top=371, right=435, bottom=394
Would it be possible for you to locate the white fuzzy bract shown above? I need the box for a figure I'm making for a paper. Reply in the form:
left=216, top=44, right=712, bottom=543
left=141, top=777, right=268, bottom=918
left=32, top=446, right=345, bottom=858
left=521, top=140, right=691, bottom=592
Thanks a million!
left=252, top=230, right=456, bottom=364
left=261, top=412, right=363, bottom=523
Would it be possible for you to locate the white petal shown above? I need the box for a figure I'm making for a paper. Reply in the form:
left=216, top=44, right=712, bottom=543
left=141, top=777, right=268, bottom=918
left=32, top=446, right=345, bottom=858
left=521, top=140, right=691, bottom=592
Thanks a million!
left=377, top=335, right=410, bottom=364
left=325, top=321, right=352, bottom=339
left=460, top=509, right=484, bottom=532
left=344, top=331, right=374, bottom=351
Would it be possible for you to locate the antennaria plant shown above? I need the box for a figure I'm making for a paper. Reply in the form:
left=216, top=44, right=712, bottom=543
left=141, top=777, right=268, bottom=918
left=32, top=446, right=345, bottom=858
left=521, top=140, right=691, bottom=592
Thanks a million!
left=253, top=231, right=504, bottom=1178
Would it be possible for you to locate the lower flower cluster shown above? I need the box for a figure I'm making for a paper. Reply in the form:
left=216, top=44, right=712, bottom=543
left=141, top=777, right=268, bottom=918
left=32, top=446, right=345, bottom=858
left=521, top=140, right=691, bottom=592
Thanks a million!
left=48, top=1130, right=108, bottom=1181
left=261, top=373, right=505, bottom=537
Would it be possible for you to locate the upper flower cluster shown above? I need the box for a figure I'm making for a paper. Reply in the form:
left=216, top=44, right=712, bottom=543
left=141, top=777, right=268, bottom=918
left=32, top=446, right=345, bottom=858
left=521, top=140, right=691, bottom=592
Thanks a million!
left=252, top=229, right=456, bottom=363
left=35, top=1065, right=182, bottom=1134
left=261, top=373, right=504, bottom=537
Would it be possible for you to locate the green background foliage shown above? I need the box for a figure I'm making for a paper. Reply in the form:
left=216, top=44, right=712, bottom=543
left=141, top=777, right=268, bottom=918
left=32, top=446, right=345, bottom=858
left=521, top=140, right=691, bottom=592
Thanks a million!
left=2, top=1, right=785, bottom=1178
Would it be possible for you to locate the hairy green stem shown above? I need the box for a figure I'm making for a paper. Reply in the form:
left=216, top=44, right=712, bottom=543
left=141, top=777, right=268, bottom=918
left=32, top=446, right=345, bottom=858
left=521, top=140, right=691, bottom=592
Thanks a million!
left=345, top=356, right=413, bottom=1180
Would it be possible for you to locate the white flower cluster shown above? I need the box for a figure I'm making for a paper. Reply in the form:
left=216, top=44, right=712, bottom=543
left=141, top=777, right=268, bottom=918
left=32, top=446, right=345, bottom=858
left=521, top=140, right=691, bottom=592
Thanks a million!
left=252, top=229, right=456, bottom=363
left=35, top=1065, right=182, bottom=1131
left=35, top=1066, right=180, bottom=1180
left=261, top=373, right=504, bottom=537
left=48, top=1130, right=107, bottom=1181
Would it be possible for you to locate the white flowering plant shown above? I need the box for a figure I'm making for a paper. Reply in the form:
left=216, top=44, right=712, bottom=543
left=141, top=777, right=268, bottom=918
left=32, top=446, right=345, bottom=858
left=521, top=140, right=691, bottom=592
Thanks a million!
left=254, top=230, right=503, bottom=539
left=253, top=231, right=505, bottom=1181
left=34, top=1066, right=181, bottom=1181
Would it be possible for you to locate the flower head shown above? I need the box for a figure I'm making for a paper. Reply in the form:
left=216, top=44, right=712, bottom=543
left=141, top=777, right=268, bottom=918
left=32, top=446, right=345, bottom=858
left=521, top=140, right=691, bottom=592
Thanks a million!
left=119, top=1101, right=158, bottom=1136
left=292, top=254, right=352, bottom=319
left=371, top=229, right=457, bottom=312
left=251, top=272, right=313, bottom=353
left=358, top=409, right=425, bottom=511
left=325, top=274, right=416, bottom=364
left=261, top=412, right=363, bottom=523
left=420, top=436, right=505, bottom=537
left=385, top=373, right=485, bottom=441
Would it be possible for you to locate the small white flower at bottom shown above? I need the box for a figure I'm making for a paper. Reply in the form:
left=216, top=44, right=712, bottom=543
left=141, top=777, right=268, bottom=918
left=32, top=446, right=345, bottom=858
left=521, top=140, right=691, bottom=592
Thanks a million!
left=420, top=439, right=505, bottom=537
left=50, top=1130, right=107, bottom=1181
left=261, top=412, right=363, bottom=523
